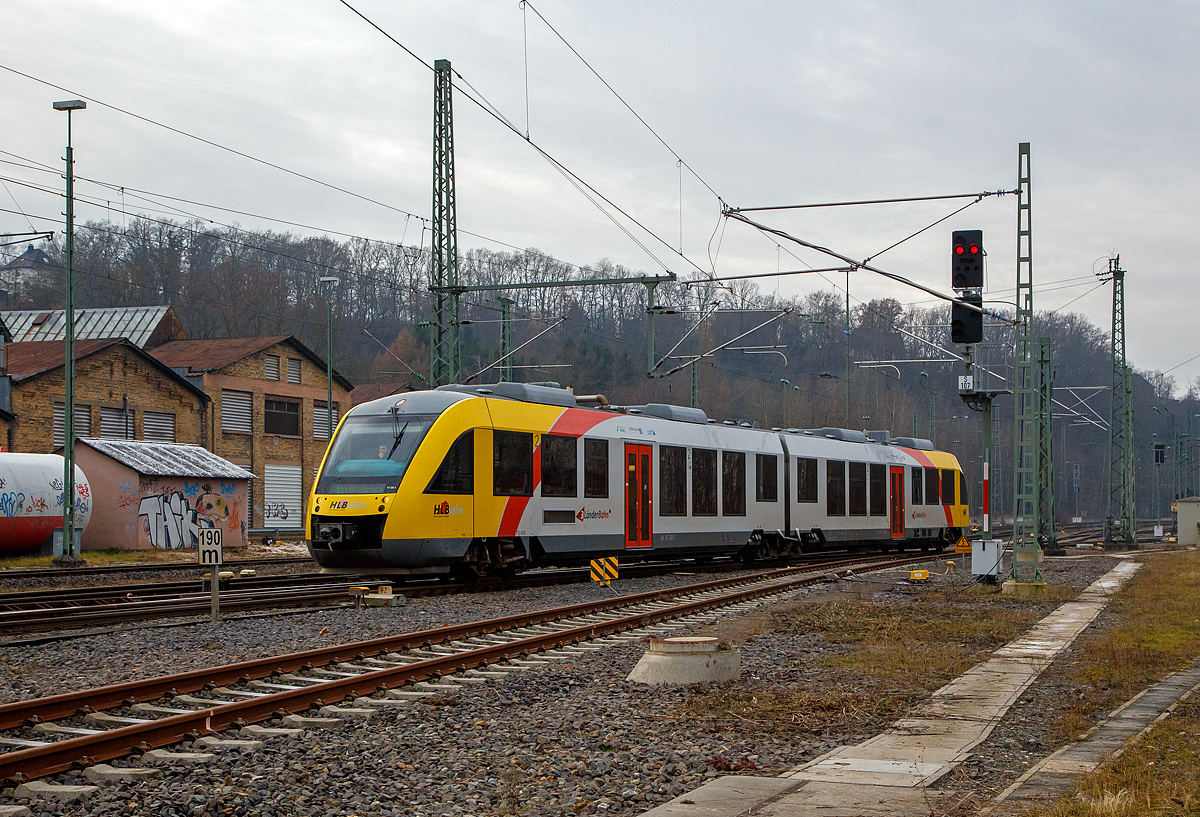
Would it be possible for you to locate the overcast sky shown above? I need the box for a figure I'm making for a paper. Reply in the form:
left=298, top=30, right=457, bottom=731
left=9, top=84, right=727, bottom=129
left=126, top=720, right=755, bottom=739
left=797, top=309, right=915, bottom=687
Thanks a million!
left=3, top=1, right=1198, bottom=393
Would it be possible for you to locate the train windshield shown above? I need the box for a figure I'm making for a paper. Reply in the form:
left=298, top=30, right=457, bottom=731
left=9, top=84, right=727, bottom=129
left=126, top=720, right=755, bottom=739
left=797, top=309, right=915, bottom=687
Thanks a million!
left=316, top=412, right=437, bottom=495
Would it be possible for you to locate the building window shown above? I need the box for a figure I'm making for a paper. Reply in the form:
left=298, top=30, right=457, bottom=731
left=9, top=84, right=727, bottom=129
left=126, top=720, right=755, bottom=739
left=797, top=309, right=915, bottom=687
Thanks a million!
left=797, top=457, right=818, bottom=503
left=314, top=402, right=339, bottom=440
left=264, top=398, right=300, bottom=436
left=692, top=448, right=717, bottom=516
left=756, top=453, right=778, bottom=502
left=869, top=463, right=887, bottom=516
left=143, top=411, right=176, bottom=443
left=941, top=469, right=956, bottom=506
left=221, top=390, right=253, bottom=434
left=426, top=430, right=473, bottom=494
left=827, top=460, right=846, bottom=516
left=848, top=462, right=867, bottom=516
left=52, top=403, right=92, bottom=448
left=659, top=445, right=688, bottom=516
left=721, top=451, right=746, bottom=516
left=911, top=466, right=923, bottom=505
left=583, top=438, right=609, bottom=498
left=493, top=430, right=533, bottom=497
left=541, top=434, right=577, bottom=498
left=265, top=354, right=280, bottom=381
left=287, top=358, right=301, bottom=384
left=925, top=467, right=940, bottom=505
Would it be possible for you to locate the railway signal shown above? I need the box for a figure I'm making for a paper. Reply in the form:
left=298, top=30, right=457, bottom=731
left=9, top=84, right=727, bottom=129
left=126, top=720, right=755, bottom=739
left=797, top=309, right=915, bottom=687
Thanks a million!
left=952, top=229, right=984, bottom=290
left=951, top=293, right=983, bottom=344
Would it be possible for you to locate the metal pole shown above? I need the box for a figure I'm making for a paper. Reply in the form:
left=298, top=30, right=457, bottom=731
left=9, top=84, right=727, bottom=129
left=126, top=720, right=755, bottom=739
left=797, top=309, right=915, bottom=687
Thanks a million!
left=326, top=298, right=333, bottom=441
left=982, top=397, right=993, bottom=541
left=844, top=269, right=851, bottom=428
left=53, top=101, right=85, bottom=564
left=499, top=297, right=513, bottom=382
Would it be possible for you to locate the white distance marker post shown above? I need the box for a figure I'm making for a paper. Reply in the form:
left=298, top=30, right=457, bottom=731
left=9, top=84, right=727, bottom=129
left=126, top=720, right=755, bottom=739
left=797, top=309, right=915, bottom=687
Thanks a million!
left=198, top=528, right=223, bottom=623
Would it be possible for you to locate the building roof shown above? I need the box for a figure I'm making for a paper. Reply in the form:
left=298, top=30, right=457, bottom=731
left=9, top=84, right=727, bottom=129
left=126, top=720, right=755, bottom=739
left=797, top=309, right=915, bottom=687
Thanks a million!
left=151, top=335, right=353, bottom=391
left=1, top=245, right=54, bottom=271
left=0, top=305, right=184, bottom=348
left=5, top=338, right=209, bottom=401
left=75, top=439, right=255, bottom=479
left=352, top=381, right=414, bottom=405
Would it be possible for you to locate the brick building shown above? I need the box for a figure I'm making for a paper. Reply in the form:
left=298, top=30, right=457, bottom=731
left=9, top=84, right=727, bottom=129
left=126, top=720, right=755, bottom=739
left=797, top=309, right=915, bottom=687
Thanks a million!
left=4, top=339, right=208, bottom=454
left=149, top=336, right=352, bottom=529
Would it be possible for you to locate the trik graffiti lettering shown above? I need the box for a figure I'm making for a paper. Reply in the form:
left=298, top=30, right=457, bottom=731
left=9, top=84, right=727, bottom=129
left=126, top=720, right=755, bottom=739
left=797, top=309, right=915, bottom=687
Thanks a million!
left=0, top=492, right=25, bottom=517
left=139, top=491, right=213, bottom=550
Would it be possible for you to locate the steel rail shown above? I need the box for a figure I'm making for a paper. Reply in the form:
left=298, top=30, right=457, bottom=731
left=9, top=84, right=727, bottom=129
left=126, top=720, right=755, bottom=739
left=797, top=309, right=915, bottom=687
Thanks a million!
left=0, top=557, right=313, bottom=581
left=0, top=552, right=938, bottom=784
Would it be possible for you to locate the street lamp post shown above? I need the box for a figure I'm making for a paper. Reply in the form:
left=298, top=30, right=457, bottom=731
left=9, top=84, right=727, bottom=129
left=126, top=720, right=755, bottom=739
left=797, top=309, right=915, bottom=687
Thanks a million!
left=318, top=277, right=339, bottom=442
left=53, top=99, right=85, bottom=566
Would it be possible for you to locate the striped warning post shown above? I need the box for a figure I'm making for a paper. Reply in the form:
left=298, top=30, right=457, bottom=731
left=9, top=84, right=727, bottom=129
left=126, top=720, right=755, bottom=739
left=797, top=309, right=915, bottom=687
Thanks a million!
left=590, top=557, right=618, bottom=585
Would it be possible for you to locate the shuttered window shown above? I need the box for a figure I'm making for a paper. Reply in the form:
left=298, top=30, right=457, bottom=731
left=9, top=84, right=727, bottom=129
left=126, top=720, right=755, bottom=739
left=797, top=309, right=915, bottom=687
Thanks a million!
left=313, top=402, right=339, bottom=439
left=221, top=390, right=253, bottom=433
left=99, top=406, right=133, bottom=440
left=52, top=403, right=92, bottom=447
left=143, top=411, right=176, bottom=443
left=287, top=358, right=301, bottom=384
left=263, top=464, right=303, bottom=524
left=265, top=355, right=280, bottom=381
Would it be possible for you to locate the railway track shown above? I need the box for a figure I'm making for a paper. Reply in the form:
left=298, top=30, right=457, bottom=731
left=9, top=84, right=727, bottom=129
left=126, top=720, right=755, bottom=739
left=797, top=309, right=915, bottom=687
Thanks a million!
left=0, top=552, right=892, bottom=636
left=0, top=556, right=313, bottom=582
left=0, top=551, right=945, bottom=786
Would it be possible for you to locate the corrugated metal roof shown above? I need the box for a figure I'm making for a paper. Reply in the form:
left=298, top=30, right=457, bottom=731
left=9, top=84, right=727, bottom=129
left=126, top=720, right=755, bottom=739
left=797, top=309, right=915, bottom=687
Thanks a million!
left=151, top=336, right=354, bottom=391
left=78, top=439, right=255, bottom=479
left=0, top=306, right=173, bottom=347
left=6, top=338, right=124, bottom=380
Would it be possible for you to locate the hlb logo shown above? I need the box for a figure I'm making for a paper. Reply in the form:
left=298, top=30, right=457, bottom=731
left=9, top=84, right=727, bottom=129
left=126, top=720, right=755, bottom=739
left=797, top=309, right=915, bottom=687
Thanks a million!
left=434, top=501, right=464, bottom=516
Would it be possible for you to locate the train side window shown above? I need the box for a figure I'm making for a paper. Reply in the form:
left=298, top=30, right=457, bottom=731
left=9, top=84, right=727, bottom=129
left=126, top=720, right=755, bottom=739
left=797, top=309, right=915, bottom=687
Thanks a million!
left=941, top=468, right=956, bottom=506
left=541, top=434, right=577, bottom=497
left=583, top=438, right=609, bottom=498
left=848, top=462, right=867, bottom=516
left=826, top=460, right=846, bottom=516
left=959, top=470, right=969, bottom=508
left=692, top=448, right=718, bottom=516
left=660, top=445, right=688, bottom=516
left=925, top=467, right=940, bottom=505
left=869, top=463, right=887, bottom=516
left=756, top=453, right=778, bottom=502
left=425, top=430, right=473, bottom=494
left=797, top=457, right=818, bottom=503
left=722, top=451, right=746, bottom=516
left=493, top=430, right=533, bottom=497
left=911, top=466, right=923, bottom=505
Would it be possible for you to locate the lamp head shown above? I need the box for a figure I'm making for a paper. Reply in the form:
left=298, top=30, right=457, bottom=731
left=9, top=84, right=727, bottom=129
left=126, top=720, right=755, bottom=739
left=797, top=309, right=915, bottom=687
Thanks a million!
left=53, top=100, right=87, bottom=111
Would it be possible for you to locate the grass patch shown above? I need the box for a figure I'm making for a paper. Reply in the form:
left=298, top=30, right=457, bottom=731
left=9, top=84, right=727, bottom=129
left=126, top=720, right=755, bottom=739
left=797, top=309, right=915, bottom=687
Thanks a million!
left=1049, top=551, right=1200, bottom=743
left=0, top=547, right=198, bottom=570
left=1028, top=697, right=1200, bottom=817
left=681, top=588, right=1050, bottom=735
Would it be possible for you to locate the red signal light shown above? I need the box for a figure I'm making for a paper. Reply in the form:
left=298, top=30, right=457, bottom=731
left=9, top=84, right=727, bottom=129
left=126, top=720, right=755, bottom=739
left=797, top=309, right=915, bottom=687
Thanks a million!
left=955, top=245, right=964, bottom=255
left=969, top=244, right=979, bottom=254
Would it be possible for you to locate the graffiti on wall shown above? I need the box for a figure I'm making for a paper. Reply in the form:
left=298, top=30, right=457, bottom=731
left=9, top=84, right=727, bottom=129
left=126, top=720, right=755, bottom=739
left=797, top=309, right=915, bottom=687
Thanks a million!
left=137, top=480, right=245, bottom=550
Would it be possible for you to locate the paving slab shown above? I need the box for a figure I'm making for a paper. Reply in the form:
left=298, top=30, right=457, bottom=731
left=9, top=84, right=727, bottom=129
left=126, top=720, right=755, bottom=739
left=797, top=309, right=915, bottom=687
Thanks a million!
left=82, top=763, right=163, bottom=782
left=11, top=781, right=98, bottom=804
left=141, top=749, right=217, bottom=764
left=760, top=783, right=970, bottom=816
left=639, top=776, right=802, bottom=816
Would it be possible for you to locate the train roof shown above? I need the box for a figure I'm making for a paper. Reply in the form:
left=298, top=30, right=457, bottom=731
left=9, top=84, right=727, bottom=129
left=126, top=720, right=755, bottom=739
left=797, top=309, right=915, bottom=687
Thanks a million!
left=355, top=382, right=941, bottom=452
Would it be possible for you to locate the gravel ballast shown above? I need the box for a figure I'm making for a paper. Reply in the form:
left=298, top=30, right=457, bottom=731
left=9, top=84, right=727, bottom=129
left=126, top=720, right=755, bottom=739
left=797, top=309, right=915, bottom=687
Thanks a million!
left=0, top=552, right=1134, bottom=816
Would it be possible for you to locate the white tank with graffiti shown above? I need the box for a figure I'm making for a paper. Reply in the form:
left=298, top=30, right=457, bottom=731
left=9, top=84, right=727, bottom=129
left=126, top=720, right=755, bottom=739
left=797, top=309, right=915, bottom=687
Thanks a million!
left=0, top=453, right=92, bottom=555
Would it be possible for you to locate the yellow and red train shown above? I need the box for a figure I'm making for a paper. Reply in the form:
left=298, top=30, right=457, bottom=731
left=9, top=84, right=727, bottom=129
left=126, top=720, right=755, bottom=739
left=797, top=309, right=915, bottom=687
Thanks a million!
left=307, top=382, right=969, bottom=578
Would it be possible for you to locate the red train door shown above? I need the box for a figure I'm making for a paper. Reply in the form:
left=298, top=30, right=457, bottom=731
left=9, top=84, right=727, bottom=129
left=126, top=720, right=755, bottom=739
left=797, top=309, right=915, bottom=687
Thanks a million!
left=889, top=466, right=905, bottom=538
left=625, top=443, right=652, bottom=547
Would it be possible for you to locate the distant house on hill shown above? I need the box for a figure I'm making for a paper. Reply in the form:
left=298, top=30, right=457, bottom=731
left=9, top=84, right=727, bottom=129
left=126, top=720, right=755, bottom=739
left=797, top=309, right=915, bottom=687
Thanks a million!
left=0, top=305, right=186, bottom=349
left=0, top=245, right=56, bottom=306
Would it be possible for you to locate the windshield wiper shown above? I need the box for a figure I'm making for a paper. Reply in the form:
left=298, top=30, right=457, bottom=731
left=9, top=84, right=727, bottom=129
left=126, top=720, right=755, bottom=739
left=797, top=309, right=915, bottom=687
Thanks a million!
left=385, top=420, right=410, bottom=462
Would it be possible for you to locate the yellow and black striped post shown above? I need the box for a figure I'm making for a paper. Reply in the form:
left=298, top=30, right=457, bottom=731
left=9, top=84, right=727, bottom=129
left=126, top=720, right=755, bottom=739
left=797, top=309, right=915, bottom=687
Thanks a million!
left=590, top=557, right=618, bottom=587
